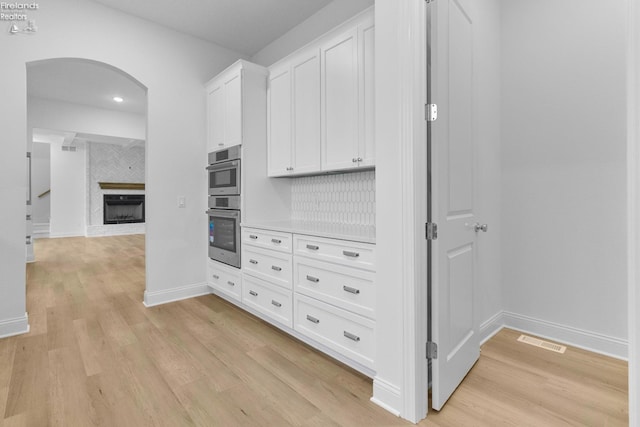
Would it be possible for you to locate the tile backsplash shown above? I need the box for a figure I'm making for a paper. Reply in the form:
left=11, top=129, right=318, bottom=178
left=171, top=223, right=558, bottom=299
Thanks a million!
left=291, top=170, right=375, bottom=226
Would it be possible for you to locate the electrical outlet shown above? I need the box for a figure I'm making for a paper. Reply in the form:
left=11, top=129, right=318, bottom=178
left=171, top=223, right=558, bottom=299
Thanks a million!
left=178, top=196, right=186, bottom=208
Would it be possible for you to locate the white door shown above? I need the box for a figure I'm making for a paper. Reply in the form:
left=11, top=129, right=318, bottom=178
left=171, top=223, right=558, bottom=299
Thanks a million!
left=321, top=28, right=359, bottom=172
left=207, top=82, right=224, bottom=152
left=291, top=49, right=321, bottom=174
left=429, top=0, right=480, bottom=411
left=358, top=16, right=375, bottom=168
left=267, top=65, right=292, bottom=177
left=223, top=70, right=242, bottom=148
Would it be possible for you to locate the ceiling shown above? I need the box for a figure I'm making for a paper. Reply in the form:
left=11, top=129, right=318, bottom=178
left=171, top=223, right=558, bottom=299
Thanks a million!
left=90, top=0, right=334, bottom=57
left=32, top=128, right=145, bottom=148
left=27, top=60, right=147, bottom=114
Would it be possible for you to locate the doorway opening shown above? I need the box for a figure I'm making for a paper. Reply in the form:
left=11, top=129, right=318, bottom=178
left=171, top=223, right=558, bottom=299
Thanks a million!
left=25, top=59, right=148, bottom=322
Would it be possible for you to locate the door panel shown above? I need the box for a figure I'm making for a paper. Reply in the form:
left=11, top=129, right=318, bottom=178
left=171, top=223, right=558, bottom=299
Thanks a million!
left=321, top=28, right=359, bottom=172
left=292, top=49, right=321, bottom=174
left=359, top=17, right=376, bottom=167
left=224, top=71, right=242, bottom=148
left=430, top=0, right=479, bottom=411
left=267, top=66, right=292, bottom=177
left=207, top=84, right=224, bottom=152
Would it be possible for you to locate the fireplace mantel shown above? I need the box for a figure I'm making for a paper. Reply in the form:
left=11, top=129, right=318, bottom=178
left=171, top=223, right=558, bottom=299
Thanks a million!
left=98, top=182, right=145, bottom=190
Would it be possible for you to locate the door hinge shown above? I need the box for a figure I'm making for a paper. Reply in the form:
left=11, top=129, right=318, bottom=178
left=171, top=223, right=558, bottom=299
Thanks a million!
left=426, top=222, right=438, bottom=240
left=427, top=341, right=438, bottom=359
left=426, top=103, right=438, bottom=122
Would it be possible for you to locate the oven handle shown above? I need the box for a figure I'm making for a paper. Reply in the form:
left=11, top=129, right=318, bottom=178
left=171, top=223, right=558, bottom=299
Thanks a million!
left=206, top=160, right=238, bottom=171
left=206, top=209, right=240, bottom=219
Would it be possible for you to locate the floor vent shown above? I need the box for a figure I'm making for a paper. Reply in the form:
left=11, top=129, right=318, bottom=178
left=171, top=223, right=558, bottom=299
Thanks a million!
left=517, top=334, right=567, bottom=354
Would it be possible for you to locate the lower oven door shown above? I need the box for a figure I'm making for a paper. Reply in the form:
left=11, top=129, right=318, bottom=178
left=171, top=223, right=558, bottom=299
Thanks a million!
left=207, top=209, right=241, bottom=268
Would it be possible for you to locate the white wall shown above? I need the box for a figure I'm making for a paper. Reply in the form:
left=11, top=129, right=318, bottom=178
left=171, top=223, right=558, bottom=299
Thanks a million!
left=31, top=142, right=50, bottom=225
left=501, top=0, right=628, bottom=356
left=28, top=97, right=145, bottom=140
left=49, top=141, right=86, bottom=237
left=0, top=0, right=244, bottom=335
left=474, top=0, right=502, bottom=340
left=251, top=0, right=373, bottom=66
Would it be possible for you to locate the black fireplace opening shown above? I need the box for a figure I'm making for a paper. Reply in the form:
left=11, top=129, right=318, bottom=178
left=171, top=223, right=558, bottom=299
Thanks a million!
left=103, top=194, right=145, bottom=224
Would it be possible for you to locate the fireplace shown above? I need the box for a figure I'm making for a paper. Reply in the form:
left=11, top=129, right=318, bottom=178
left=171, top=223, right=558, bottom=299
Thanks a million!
left=103, top=194, right=145, bottom=224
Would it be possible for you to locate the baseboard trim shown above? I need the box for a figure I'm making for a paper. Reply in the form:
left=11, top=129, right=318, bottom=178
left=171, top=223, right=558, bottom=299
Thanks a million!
left=143, top=283, right=210, bottom=307
left=49, top=232, right=85, bottom=238
left=479, top=310, right=505, bottom=345
left=492, top=311, right=628, bottom=360
left=371, top=377, right=402, bottom=417
left=0, top=313, right=29, bottom=339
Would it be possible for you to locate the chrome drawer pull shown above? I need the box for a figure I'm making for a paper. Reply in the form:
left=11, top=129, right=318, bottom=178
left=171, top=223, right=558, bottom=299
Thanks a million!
left=306, top=244, right=319, bottom=250
left=344, top=331, right=361, bottom=342
left=249, top=290, right=258, bottom=297
left=212, top=274, right=219, bottom=280
left=343, top=286, right=360, bottom=295
left=249, top=259, right=258, bottom=265
left=271, top=300, right=282, bottom=308
left=306, top=315, right=320, bottom=324
left=249, top=234, right=258, bottom=240
left=227, top=281, right=235, bottom=287
left=271, top=265, right=282, bottom=272
left=306, top=275, right=320, bottom=283
left=271, top=238, right=282, bottom=244
left=343, top=250, right=360, bottom=258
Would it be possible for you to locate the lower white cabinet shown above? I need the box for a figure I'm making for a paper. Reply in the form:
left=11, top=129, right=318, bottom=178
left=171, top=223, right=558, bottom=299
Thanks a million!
left=294, top=256, right=375, bottom=319
left=208, top=259, right=242, bottom=303
left=214, top=226, right=376, bottom=375
left=294, top=293, right=375, bottom=369
left=242, top=274, right=293, bottom=328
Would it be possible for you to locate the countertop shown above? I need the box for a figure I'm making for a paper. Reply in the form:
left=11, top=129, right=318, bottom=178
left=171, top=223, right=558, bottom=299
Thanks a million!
left=241, top=220, right=376, bottom=244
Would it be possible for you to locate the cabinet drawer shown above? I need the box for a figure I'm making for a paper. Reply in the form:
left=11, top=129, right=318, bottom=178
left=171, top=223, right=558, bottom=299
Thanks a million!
left=294, top=294, right=374, bottom=369
left=242, top=246, right=293, bottom=290
left=242, top=274, right=293, bottom=328
left=293, top=235, right=375, bottom=271
left=243, top=228, right=292, bottom=253
left=208, top=259, right=242, bottom=302
left=294, top=257, right=375, bottom=319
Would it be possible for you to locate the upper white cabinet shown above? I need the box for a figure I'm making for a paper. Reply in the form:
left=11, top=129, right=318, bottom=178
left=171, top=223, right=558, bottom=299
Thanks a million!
left=206, top=60, right=267, bottom=152
left=322, top=16, right=375, bottom=172
left=268, top=49, right=321, bottom=177
left=267, top=9, right=374, bottom=177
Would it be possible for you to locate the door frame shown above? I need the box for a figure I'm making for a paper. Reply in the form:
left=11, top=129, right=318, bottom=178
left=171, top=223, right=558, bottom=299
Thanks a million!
left=627, top=0, right=639, bottom=424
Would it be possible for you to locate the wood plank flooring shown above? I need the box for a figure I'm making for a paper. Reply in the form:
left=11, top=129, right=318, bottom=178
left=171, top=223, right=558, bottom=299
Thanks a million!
left=0, top=235, right=627, bottom=426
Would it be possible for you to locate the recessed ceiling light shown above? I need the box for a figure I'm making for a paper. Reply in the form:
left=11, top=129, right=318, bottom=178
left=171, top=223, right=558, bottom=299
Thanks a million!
left=113, top=96, right=124, bottom=103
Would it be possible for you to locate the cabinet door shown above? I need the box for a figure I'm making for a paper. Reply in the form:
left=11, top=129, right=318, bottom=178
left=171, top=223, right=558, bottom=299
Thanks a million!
left=223, top=70, right=242, bottom=148
left=291, top=49, right=321, bottom=175
left=267, top=65, right=292, bottom=177
left=207, top=82, right=224, bottom=152
left=321, top=28, right=359, bottom=172
left=358, top=18, right=375, bottom=168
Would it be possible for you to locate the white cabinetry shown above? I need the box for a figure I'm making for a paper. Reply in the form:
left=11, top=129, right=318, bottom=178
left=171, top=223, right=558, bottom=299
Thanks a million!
left=268, top=49, right=321, bottom=177
left=241, top=228, right=294, bottom=328
left=267, top=9, right=374, bottom=177
left=206, top=60, right=267, bottom=152
left=292, top=234, right=376, bottom=370
left=208, top=259, right=242, bottom=303
left=321, top=15, right=375, bottom=172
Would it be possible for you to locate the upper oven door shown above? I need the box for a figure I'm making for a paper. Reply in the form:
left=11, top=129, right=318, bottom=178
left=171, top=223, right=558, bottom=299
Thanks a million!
left=207, top=159, right=241, bottom=196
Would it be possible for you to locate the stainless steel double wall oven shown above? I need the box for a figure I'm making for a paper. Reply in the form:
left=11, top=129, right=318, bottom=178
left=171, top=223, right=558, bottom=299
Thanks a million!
left=207, top=146, right=241, bottom=268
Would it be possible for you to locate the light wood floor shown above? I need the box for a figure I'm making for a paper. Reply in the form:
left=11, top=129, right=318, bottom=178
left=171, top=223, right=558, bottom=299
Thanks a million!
left=0, top=235, right=626, bottom=426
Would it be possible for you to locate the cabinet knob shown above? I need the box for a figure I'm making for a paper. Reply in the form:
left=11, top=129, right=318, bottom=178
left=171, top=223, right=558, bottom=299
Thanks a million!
left=227, top=281, right=235, bottom=287
left=249, top=290, right=258, bottom=297
left=357, top=157, right=363, bottom=162
left=218, top=143, right=224, bottom=147
left=352, top=158, right=357, bottom=163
